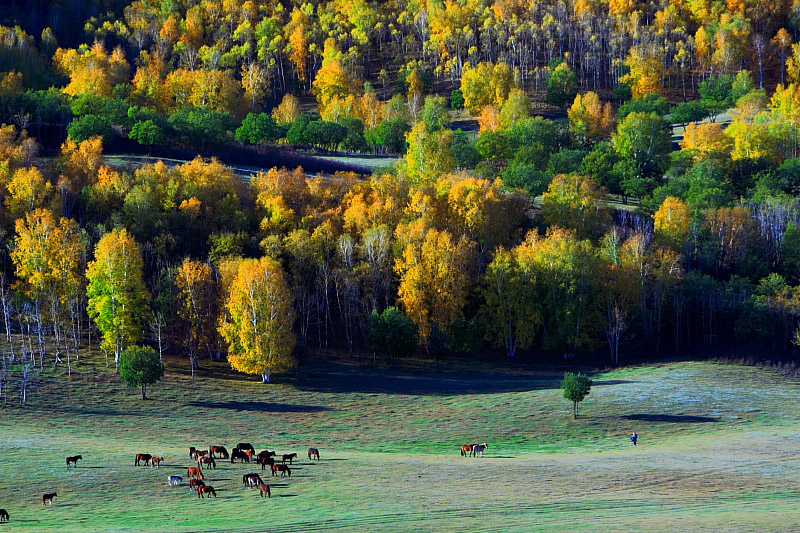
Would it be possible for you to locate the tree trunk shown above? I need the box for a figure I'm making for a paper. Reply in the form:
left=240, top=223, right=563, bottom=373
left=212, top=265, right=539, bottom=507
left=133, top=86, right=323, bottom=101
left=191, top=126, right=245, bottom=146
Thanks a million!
left=141, top=383, right=147, bottom=400
left=573, top=401, right=578, bottom=419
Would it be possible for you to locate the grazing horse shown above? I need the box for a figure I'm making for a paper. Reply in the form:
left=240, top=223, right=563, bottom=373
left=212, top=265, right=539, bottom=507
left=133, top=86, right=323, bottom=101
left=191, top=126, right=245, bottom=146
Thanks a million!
left=461, top=444, right=476, bottom=457
left=209, top=446, right=229, bottom=459
left=198, top=456, right=216, bottom=469
left=197, top=485, right=217, bottom=499
left=187, top=467, right=204, bottom=480
left=151, top=457, right=164, bottom=468
left=66, top=455, right=82, bottom=467
left=282, top=453, right=298, bottom=465
left=257, top=483, right=271, bottom=498
left=42, top=492, right=57, bottom=505
left=135, top=453, right=152, bottom=466
left=472, top=443, right=488, bottom=457
left=243, top=473, right=264, bottom=488
left=256, top=457, right=275, bottom=471
left=271, top=464, right=291, bottom=477
left=257, top=450, right=276, bottom=461
left=236, top=442, right=255, bottom=454
left=308, top=448, right=320, bottom=461
left=189, top=479, right=206, bottom=490
left=194, top=450, right=208, bottom=458
left=168, top=475, right=182, bottom=487
left=0, top=509, right=8, bottom=521
left=231, top=449, right=250, bottom=463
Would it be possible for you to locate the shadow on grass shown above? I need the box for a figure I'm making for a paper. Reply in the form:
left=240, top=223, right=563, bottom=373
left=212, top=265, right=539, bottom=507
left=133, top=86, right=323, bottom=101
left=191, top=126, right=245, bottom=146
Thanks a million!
left=623, top=414, right=719, bottom=423
left=289, top=363, right=560, bottom=395
left=277, top=494, right=297, bottom=497
left=592, top=380, right=637, bottom=386
left=186, top=401, right=333, bottom=413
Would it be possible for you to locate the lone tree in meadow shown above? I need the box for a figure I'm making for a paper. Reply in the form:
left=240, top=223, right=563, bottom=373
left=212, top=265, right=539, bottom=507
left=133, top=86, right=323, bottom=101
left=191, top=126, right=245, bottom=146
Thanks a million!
left=119, top=346, right=164, bottom=400
left=561, top=372, right=592, bottom=418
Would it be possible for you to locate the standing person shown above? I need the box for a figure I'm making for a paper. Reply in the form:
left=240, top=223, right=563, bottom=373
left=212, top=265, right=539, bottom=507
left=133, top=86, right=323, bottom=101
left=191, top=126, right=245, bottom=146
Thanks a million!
left=630, top=432, right=638, bottom=446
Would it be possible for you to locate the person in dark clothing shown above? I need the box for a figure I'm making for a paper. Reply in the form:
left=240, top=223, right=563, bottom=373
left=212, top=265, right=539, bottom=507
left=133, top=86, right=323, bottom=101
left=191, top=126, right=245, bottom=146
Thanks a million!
left=630, top=432, right=638, bottom=446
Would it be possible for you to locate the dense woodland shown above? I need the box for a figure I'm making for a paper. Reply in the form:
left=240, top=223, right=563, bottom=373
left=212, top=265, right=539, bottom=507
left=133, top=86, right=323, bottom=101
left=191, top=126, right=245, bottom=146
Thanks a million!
left=3, top=0, right=800, bottom=399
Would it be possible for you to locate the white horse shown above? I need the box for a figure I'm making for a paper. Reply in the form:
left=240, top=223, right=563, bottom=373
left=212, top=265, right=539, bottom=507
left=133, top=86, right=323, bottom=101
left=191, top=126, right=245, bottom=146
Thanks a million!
left=472, top=443, right=488, bottom=457
left=168, top=475, right=183, bottom=487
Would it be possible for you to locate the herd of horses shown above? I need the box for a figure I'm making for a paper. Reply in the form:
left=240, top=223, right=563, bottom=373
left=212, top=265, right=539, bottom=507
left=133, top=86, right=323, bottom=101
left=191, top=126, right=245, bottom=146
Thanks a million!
left=6, top=441, right=490, bottom=523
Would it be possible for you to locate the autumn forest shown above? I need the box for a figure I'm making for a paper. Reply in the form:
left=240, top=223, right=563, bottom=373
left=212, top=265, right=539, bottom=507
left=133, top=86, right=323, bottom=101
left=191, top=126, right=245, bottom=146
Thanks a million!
left=1, top=0, right=800, bottom=392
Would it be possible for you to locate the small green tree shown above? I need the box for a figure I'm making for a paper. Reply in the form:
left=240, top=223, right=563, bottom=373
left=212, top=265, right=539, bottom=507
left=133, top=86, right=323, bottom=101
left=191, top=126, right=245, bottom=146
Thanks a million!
left=546, top=62, right=577, bottom=110
left=450, top=88, right=464, bottom=111
left=561, top=372, right=592, bottom=418
left=119, top=346, right=164, bottom=400
left=366, top=307, right=418, bottom=365
left=129, top=120, right=165, bottom=151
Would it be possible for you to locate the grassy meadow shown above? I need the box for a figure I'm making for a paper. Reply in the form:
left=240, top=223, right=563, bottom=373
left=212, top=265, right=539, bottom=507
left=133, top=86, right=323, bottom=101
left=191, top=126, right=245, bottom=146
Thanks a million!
left=1, top=353, right=800, bottom=531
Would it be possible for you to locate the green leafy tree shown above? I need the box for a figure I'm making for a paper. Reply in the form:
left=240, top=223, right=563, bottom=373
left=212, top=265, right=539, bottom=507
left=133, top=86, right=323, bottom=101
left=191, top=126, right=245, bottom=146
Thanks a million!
left=612, top=112, right=671, bottom=195
left=698, top=74, right=734, bottom=122
left=366, top=307, right=418, bottom=365
left=68, top=114, right=114, bottom=144
left=617, top=94, right=670, bottom=120
left=670, top=101, right=709, bottom=127
left=235, top=113, right=281, bottom=144
left=546, top=62, right=578, bottom=110
left=119, top=346, right=164, bottom=400
left=450, top=129, right=481, bottom=169
left=561, top=372, right=592, bottom=418
left=450, top=88, right=464, bottom=110
left=421, top=95, right=449, bottom=131
left=129, top=120, right=165, bottom=150
left=781, top=221, right=800, bottom=284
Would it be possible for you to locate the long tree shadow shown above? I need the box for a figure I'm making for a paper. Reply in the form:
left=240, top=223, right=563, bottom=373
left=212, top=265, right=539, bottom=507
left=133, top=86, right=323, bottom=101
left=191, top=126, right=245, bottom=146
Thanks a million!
left=623, top=414, right=719, bottom=423
left=288, top=363, right=562, bottom=396
left=186, top=401, right=333, bottom=413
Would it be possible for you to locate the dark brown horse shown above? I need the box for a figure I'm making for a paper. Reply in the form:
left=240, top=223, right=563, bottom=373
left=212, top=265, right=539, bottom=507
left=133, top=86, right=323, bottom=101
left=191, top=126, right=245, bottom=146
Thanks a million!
left=0, top=509, right=8, bottom=521
left=231, top=449, right=250, bottom=463
left=197, top=485, right=217, bottom=498
left=271, top=464, right=291, bottom=477
left=256, top=456, right=275, bottom=471
left=281, top=453, right=297, bottom=465
left=308, top=448, right=320, bottom=461
left=194, top=450, right=208, bottom=458
left=189, top=446, right=198, bottom=459
left=187, top=467, right=204, bottom=480
left=66, top=455, right=82, bottom=467
left=42, top=492, right=57, bottom=505
left=135, top=453, right=152, bottom=466
left=197, top=456, right=216, bottom=469
left=209, top=446, right=229, bottom=459
left=257, top=450, right=276, bottom=462
left=257, top=483, right=271, bottom=498
left=236, top=442, right=255, bottom=454
left=243, top=473, right=264, bottom=488
left=189, top=478, right=206, bottom=490
left=150, top=457, right=164, bottom=468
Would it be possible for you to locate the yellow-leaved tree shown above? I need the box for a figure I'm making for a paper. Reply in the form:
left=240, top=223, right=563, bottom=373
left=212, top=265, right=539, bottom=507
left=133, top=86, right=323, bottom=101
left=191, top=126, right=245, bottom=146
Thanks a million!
left=175, top=258, right=215, bottom=377
left=653, top=197, right=690, bottom=252
left=220, top=257, right=295, bottom=383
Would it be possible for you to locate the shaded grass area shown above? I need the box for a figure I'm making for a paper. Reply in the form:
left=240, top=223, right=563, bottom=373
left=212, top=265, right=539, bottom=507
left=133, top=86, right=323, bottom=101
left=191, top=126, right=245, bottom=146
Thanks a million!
left=1, top=355, right=800, bottom=530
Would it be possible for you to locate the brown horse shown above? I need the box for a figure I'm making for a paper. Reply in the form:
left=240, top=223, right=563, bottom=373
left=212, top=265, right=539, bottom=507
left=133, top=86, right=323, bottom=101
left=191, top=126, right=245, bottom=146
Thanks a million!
left=308, top=448, right=320, bottom=461
left=187, top=467, right=204, bottom=480
left=256, top=456, right=275, bottom=471
left=189, top=478, right=206, bottom=490
left=189, top=446, right=198, bottom=459
left=209, top=446, right=229, bottom=459
left=257, top=450, right=276, bottom=461
left=135, top=453, right=152, bottom=466
left=197, top=456, right=216, bottom=469
left=66, top=455, right=82, bottom=467
left=281, top=453, right=297, bottom=465
left=194, top=450, right=208, bottom=458
left=243, top=473, right=264, bottom=488
left=151, top=457, right=164, bottom=468
left=460, top=444, right=476, bottom=457
left=42, top=492, right=57, bottom=505
left=0, top=509, right=8, bottom=521
left=236, top=442, right=255, bottom=454
left=197, top=485, right=217, bottom=498
left=271, top=464, right=291, bottom=477
left=257, top=483, right=271, bottom=498
left=231, top=449, right=250, bottom=463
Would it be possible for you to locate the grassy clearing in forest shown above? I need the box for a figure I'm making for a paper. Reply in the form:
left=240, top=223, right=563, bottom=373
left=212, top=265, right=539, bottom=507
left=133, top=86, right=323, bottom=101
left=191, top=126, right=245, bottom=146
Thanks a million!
left=1, top=354, right=800, bottom=530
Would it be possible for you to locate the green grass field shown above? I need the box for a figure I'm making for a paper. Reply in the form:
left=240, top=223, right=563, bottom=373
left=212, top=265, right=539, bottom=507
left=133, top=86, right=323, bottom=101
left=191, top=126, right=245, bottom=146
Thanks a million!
left=1, top=354, right=800, bottom=531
